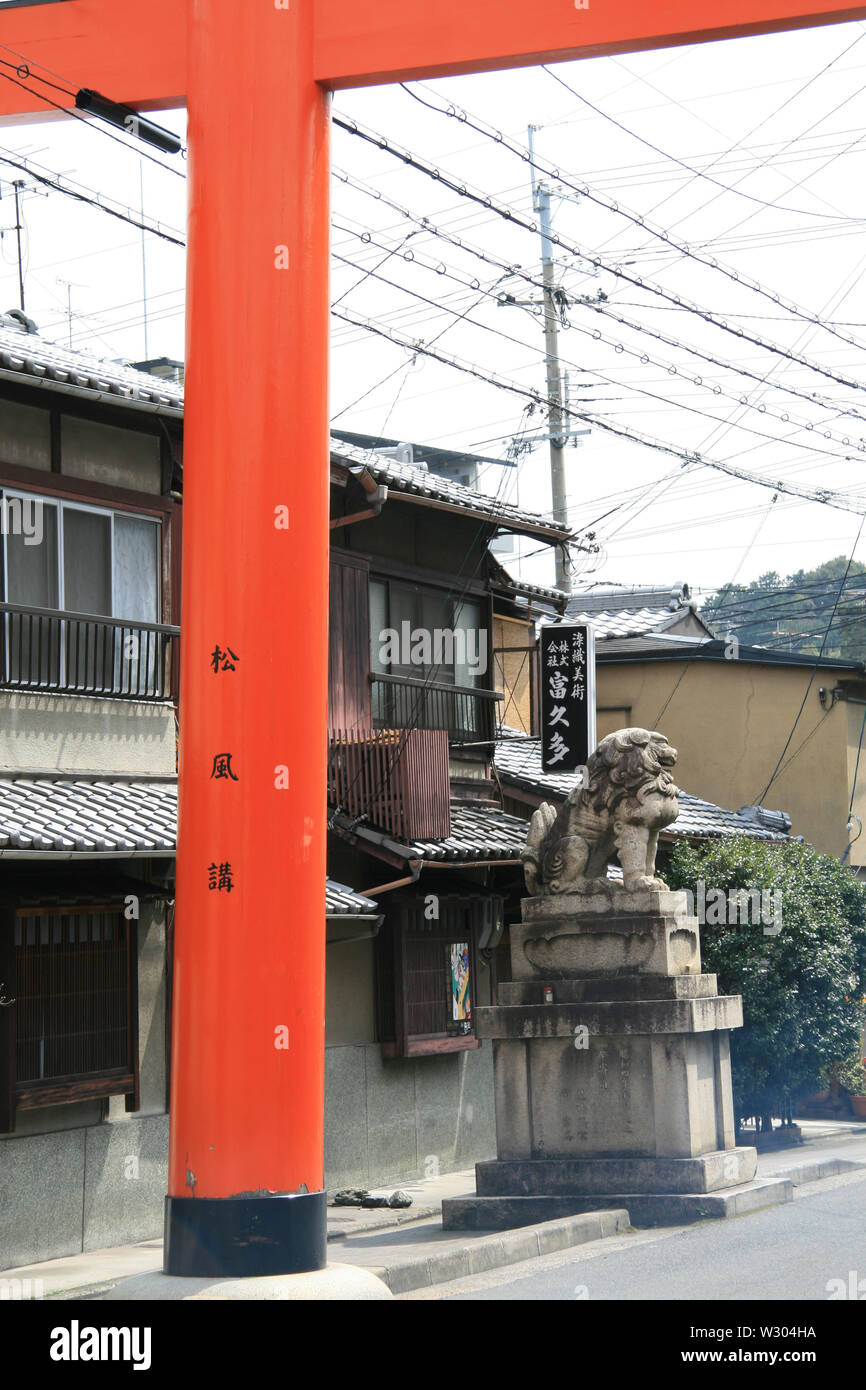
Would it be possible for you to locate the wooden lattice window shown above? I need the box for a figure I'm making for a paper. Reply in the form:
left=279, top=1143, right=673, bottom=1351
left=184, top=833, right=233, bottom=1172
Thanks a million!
left=0, top=904, right=140, bottom=1131
left=376, top=894, right=502, bottom=1058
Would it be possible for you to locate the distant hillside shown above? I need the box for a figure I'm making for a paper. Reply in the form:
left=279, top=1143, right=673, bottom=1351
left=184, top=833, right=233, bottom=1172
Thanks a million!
left=702, top=557, right=866, bottom=661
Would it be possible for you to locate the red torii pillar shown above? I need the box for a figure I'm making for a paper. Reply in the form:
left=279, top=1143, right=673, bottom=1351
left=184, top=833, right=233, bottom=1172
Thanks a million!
left=0, top=0, right=862, bottom=1277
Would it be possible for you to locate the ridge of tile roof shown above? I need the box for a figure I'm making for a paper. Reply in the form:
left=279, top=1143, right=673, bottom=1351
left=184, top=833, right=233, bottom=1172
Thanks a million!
left=571, top=583, right=691, bottom=612
left=330, top=437, right=571, bottom=540
left=494, top=734, right=791, bottom=842
left=0, top=322, right=183, bottom=415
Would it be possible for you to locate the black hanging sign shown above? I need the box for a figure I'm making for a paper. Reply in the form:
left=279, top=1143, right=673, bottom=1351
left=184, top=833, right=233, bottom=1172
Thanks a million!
left=539, top=622, right=596, bottom=773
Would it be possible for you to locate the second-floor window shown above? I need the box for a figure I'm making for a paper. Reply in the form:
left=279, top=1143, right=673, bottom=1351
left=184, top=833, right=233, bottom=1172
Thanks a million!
left=370, top=579, right=486, bottom=688
left=2, top=490, right=162, bottom=695
left=369, top=578, right=490, bottom=739
left=3, top=491, right=160, bottom=623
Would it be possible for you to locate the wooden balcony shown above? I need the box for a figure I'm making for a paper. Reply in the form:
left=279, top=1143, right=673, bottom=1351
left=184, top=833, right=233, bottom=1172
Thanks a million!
left=327, top=727, right=451, bottom=841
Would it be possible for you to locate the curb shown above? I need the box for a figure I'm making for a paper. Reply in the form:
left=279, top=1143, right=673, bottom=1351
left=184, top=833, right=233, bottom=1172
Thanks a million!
left=327, top=1202, right=442, bottom=1240
left=768, top=1157, right=866, bottom=1186
left=363, top=1208, right=630, bottom=1295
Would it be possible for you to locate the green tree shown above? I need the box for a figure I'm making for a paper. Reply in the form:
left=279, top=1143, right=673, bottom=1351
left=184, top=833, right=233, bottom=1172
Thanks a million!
left=702, top=557, right=866, bottom=660
left=665, top=838, right=866, bottom=1130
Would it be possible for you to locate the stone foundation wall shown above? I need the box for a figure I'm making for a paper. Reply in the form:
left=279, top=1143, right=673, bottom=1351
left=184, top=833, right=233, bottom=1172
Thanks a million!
left=0, top=1042, right=496, bottom=1269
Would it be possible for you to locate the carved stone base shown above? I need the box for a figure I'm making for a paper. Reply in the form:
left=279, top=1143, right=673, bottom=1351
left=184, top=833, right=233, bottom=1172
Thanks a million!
left=513, top=891, right=700, bottom=979
left=449, top=890, right=766, bottom=1229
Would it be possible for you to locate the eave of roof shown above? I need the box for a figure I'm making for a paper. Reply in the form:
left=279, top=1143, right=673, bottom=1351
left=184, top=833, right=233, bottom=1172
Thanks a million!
left=0, top=325, right=183, bottom=419
left=594, top=635, right=864, bottom=671
left=330, top=440, right=571, bottom=543
left=329, top=800, right=528, bottom=864
left=325, top=877, right=379, bottom=915
left=0, top=778, right=380, bottom=910
left=488, top=553, right=569, bottom=611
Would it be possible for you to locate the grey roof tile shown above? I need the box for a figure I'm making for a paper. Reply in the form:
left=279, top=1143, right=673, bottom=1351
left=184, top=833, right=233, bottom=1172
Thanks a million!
left=566, top=606, right=707, bottom=640
left=0, top=777, right=178, bottom=855
left=0, top=777, right=378, bottom=911
left=0, top=324, right=183, bottom=415
left=494, top=734, right=790, bottom=842
left=325, top=879, right=379, bottom=914
left=382, top=801, right=528, bottom=862
left=331, top=437, right=571, bottom=540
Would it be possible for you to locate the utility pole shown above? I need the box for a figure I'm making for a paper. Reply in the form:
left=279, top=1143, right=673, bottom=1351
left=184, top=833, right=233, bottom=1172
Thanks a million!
left=140, top=161, right=150, bottom=360
left=498, top=131, right=592, bottom=592
left=528, top=126, right=570, bottom=590
left=12, top=180, right=25, bottom=313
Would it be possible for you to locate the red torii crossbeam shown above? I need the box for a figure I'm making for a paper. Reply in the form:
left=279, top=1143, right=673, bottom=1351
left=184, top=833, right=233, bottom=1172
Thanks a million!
left=0, top=0, right=862, bottom=1277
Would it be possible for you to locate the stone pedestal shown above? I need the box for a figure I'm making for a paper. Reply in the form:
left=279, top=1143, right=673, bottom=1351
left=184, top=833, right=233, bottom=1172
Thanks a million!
left=443, top=890, right=792, bottom=1230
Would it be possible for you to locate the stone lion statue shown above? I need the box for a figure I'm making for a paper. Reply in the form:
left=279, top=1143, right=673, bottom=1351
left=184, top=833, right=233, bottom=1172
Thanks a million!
left=522, top=728, right=680, bottom=896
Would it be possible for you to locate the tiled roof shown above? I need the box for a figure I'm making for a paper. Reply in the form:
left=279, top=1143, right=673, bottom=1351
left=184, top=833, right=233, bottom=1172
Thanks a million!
left=0, top=323, right=183, bottom=416
left=564, top=604, right=715, bottom=641
left=572, top=583, right=692, bottom=612
left=0, top=777, right=382, bottom=910
left=325, top=878, right=378, bottom=914
left=488, top=555, right=568, bottom=609
left=0, top=777, right=177, bottom=854
left=494, top=735, right=790, bottom=842
left=407, top=802, right=529, bottom=861
left=330, top=437, right=571, bottom=541
left=335, top=799, right=529, bottom=863
left=565, top=606, right=687, bottom=639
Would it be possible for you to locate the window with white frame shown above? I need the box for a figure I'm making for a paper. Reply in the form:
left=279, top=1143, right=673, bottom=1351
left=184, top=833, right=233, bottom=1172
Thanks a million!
left=1, top=490, right=161, bottom=693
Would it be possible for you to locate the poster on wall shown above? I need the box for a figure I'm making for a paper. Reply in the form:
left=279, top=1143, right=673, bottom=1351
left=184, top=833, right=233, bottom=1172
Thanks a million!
left=448, top=941, right=471, bottom=1035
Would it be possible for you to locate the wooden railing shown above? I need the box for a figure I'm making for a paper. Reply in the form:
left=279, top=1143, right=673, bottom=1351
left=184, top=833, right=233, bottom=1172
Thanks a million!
left=327, top=727, right=451, bottom=841
left=369, top=672, right=501, bottom=745
left=0, top=602, right=180, bottom=702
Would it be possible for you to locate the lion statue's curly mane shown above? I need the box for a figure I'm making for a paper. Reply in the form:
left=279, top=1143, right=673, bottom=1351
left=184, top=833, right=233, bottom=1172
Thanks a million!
left=522, top=727, right=680, bottom=896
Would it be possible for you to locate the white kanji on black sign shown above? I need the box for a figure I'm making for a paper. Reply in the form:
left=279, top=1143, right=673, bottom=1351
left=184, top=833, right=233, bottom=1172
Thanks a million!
left=539, top=623, right=596, bottom=773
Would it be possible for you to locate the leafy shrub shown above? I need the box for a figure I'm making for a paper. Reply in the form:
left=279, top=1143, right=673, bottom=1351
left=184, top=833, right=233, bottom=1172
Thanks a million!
left=665, top=838, right=866, bottom=1126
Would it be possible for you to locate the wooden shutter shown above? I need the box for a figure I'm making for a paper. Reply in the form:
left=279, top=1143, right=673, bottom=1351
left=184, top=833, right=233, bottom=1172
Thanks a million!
left=329, top=549, right=371, bottom=732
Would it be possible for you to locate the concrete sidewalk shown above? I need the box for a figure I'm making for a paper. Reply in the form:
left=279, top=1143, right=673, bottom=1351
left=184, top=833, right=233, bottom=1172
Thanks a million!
left=4, top=1120, right=865, bottom=1300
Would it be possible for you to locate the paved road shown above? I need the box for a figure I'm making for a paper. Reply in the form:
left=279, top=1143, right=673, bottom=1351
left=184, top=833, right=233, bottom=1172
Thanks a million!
left=412, top=1171, right=866, bottom=1301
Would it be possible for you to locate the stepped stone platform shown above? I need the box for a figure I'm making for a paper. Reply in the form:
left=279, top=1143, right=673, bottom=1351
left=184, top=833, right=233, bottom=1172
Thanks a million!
left=443, top=888, right=793, bottom=1231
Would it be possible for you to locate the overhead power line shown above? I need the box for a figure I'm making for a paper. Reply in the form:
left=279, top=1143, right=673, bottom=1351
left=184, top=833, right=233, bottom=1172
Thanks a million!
left=332, top=305, right=866, bottom=516
left=0, top=147, right=185, bottom=247
left=335, top=165, right=866, bottom=427
left=541, top=65, right=862, bottom=223
left=332, top=233, right=864, bottom=461
left=397, top=82, right=866, bottom=355
left=332, top=113, right=866, bottom=399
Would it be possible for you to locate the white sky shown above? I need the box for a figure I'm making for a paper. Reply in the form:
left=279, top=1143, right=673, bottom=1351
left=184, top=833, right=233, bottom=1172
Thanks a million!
left=1, top=18, right=865, bottom=599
